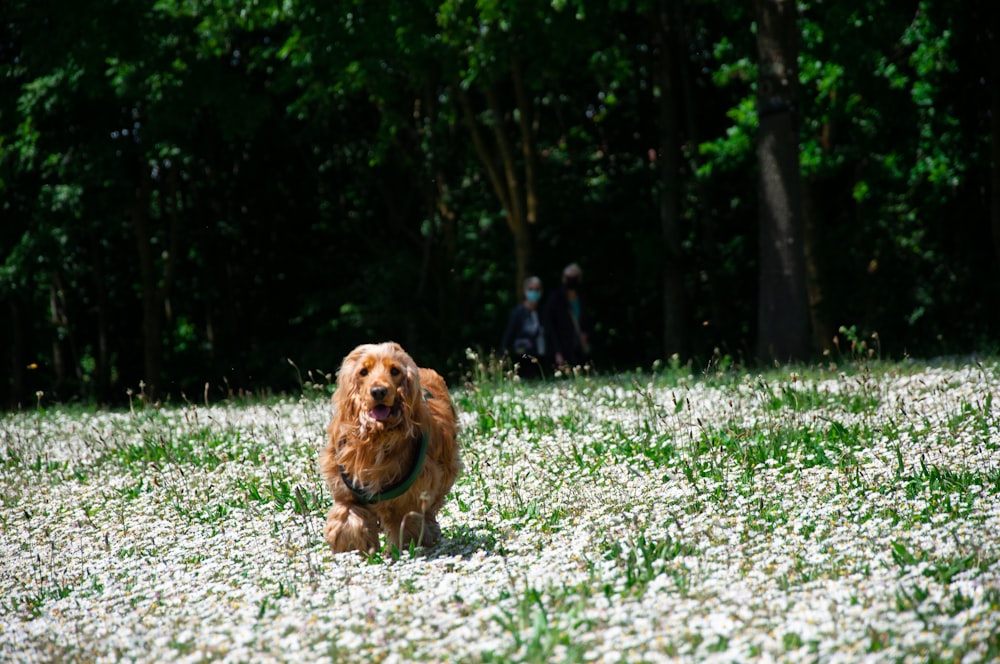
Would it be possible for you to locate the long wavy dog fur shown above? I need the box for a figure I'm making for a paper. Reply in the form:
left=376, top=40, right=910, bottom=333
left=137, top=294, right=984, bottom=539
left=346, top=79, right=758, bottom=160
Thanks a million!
left=319, top=342, right=460, bottom=554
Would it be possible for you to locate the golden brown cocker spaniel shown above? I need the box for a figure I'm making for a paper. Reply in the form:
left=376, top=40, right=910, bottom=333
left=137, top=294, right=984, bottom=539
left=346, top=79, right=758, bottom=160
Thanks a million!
left=319, top=342, right=460, bottom=554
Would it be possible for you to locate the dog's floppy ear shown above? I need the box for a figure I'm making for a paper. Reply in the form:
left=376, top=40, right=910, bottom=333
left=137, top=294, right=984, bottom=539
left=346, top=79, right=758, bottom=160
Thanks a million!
left=396, top=349, right=423, bottom=433
left=333, top=344, right=370, bottom=420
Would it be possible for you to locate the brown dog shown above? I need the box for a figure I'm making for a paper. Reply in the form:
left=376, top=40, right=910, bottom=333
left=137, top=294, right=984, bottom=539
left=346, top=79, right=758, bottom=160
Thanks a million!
left=319, top=342, right=460, bottom=554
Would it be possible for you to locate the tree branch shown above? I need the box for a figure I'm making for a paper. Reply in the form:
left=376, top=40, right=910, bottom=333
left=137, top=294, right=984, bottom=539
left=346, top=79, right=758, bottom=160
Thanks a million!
left=457, top=87, right=512, bottom=218
left=486, top=85, right=525, bottom=233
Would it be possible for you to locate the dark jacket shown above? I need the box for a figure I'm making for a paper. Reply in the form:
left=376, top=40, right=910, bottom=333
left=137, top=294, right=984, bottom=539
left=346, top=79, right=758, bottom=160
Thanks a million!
left=501, top=303, right=546, bottom=360
left=543, top=286, right=592, bottom=366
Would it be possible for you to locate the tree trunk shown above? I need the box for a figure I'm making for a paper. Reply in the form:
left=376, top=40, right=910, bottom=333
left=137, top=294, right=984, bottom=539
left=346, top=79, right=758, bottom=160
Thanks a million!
left=50, top=271, right=83, bottom=387
left=803, top=180, right=833, bottom=353
left=163, top=166, right=183, bottom=326
left=88, top=234, right=111, bottom=401
left=512, top=58, right=538, bottom=227
left=991, top=5, right=1000, bottom=271
left=49, top=280, right=67, bottom=386
left=669, top=0, right=725, bottom=340
left=754, top=0, right=810, bottom=363
left=133, top=174, right=162, bottom=401
left=130, top=163, right=183, bottom=401
left=8, top=299, right=27, bottom=406
left=457, top=79, right=536, bottom=292
left=653, top=0, right=689, bottom=359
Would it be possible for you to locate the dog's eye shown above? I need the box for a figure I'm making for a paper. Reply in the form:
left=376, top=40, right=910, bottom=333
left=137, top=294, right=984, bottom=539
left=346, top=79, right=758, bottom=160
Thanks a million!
left=390, top=367, right=401, bottom=377
left=359, top=368, right=369, bottom=377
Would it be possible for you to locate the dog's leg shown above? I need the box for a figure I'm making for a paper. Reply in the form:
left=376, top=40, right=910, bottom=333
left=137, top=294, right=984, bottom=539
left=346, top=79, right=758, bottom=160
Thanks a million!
left=418, top=513, right=442, bottom=548
left=324, top=502, right=380, bottom=554
left=389, top=510, right=442, bottom=550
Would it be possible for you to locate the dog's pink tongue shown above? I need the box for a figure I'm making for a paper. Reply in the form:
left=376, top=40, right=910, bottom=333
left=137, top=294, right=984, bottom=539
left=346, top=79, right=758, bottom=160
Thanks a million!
left=370, top=405, right=392, bottom=421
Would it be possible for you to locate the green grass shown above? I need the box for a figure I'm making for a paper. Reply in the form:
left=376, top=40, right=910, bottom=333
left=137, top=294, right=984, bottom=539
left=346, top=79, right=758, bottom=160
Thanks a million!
left=2, top=357, right=999, bottom=662
left=599, top=532, right=698, bottom=598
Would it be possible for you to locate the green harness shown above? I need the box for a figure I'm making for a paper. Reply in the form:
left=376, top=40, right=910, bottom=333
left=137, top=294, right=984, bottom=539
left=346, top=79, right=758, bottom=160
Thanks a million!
left=339, top=430, right=429, bottom=505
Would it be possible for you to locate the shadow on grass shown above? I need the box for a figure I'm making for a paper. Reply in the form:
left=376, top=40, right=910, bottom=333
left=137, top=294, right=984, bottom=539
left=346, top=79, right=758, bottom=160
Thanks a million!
left=357, top=524, right=501, bottom=564
left=433, top=524, right=501, bottom=559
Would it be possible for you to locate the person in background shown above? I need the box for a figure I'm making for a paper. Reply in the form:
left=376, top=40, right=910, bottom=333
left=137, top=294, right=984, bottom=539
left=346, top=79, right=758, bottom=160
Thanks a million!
left=544, top=263, right=592, bottom=369
left=500, top=276, right=548, bottom=378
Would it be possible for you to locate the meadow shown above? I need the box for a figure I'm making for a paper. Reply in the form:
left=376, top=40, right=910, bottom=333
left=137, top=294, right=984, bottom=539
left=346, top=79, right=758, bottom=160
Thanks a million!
left=1, top=355, right=999, bottom=662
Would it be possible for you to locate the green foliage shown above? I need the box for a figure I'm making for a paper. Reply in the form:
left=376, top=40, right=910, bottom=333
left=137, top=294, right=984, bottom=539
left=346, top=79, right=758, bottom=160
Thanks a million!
left=1, top=0, right=997, bottom=405
left=701, top=0, right=994, bottom=352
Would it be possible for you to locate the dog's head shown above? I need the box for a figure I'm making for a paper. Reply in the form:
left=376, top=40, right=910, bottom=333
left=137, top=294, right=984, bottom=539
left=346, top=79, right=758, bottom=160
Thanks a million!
left=334, top=342, right=422, bottom=434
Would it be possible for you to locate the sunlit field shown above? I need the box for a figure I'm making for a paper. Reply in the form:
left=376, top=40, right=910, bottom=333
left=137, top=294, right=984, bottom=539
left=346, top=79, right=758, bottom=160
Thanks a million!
left=2, top=356, right=999, bottom=662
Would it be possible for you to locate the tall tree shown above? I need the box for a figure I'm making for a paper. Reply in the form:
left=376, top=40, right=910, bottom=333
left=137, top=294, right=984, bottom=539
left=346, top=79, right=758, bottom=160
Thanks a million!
left=754, top=0, right=810, bottom=362
left=437, top=1, right=599, bottom=291
left=990, top=3, right=1000, bottom=271
left=455, top=74, right=537, bottom=291
left=651, top=0, right=689, bottom=359
left=438, top=1, right=544, bottom=290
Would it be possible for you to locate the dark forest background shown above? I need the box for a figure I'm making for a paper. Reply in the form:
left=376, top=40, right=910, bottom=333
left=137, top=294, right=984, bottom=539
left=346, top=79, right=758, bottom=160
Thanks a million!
left=2, top=0, right=999, bottom=406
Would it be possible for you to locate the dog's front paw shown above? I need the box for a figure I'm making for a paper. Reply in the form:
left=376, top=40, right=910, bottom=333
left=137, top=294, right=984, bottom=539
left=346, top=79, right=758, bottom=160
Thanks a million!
left=325, top=503, right=379, bottom=554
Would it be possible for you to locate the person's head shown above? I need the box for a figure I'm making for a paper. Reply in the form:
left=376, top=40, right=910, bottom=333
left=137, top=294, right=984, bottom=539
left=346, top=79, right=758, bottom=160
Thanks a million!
left=561, top=263, right=583, bottom=290
left=523, top=276, right=543, bottom=305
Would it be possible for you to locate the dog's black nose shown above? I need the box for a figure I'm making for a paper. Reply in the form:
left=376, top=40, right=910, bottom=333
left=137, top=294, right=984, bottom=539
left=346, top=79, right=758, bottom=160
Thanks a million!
left=370, top=385, right=388, bottom=402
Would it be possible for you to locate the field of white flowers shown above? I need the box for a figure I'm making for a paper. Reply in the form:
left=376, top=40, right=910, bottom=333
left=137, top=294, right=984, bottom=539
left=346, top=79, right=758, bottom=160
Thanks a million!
left=2, top=358, right=999, bottom=662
